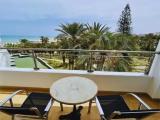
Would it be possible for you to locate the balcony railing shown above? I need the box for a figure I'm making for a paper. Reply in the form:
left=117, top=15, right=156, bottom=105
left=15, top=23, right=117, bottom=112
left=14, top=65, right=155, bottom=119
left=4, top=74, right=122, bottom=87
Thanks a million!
left=1, top=48, right=160, bottom=74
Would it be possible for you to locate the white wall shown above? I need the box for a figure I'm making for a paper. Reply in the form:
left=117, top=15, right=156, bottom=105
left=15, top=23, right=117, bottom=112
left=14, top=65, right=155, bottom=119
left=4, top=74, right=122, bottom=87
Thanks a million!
left=0, top=68, right=151, bottom=94
left=0, top=50, right=10, bottom=67
left=148, top=41, right=160, bottom=98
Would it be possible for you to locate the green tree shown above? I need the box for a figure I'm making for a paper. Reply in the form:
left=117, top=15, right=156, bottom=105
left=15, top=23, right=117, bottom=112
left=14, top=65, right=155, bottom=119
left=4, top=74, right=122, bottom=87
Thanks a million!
left=84, top=22, right=109, bottom=48
left=55, top=34, right=70, bottom=65
left=40, top=36, right=49, bottom=47
left=56, top=23, right=85, bottom=69
left=117, top=4, right=132, bottom=35
left=86, top=22, right=110, bottom=70
left=19, top=39, right=29, bottom=48
left=4, top=43, right=17, bottom=48
left=56, top=22, right=85, bottom=48
left=103, top=33, right=139, bottom=72
left=75, top=22, right=110, bottom=70
left=138, top=33, right=159, bottom=51
left=20, top=39, right=29, bottom=44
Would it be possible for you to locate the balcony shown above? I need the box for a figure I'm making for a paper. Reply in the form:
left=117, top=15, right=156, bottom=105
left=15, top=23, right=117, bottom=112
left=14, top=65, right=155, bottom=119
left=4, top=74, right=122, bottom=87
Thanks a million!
left=0, top=42, right=160, bottom=119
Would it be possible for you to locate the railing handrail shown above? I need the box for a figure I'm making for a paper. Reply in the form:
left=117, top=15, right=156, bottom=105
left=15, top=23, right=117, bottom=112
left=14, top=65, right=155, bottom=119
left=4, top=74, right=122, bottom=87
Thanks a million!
left=1, top=47, right=160, bottom=54
left=2, top=47, right=159, bottom=73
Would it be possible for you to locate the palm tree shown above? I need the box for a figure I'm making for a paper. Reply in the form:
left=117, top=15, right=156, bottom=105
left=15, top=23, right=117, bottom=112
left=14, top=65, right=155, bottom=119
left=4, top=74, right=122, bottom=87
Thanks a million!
left=85, top=22, right=110, bottom=70
left=40, top=36, right=49, bottom=47
left=55, top=22, right=135, bottom=72
left=85, top=22, right=109, bottom=37
left=56, top=23, right=85, bottom=48
left=73, top=22, right=110, bottom=71
left=56, top=23, right=85, bottom=69
left=102, top=33, right=137, bottom=72
left=56, top=34, right=70, bottom=65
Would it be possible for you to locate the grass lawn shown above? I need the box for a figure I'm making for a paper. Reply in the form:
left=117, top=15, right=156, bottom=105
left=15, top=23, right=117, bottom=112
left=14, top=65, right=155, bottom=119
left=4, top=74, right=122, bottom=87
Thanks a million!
left=131, top=57, right=149, bottom=72
left=15, top=57, right=47, bottom=69
left=46, top=59, right=67, bottom=69
left=40, top=56, right=68, bottom=69
left=37, top=55, right=150, bottom=72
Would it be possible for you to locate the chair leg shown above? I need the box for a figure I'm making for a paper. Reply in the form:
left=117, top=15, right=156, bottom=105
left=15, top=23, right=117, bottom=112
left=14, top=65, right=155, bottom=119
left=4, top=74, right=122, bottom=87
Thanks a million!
left=44, top=113, right=49, bottom=120
left=60, top=103, right=63, bottom=111
left=14, top=114, right=44, bottom=120
left=88, top=99, right=93, bottom=113
left=11, top=115, right=14, bottom=120
left=44, top=116, right=48, bottom=120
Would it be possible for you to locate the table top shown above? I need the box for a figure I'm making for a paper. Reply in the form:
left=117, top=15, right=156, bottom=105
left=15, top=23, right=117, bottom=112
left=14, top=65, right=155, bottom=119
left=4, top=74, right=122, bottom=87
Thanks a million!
left=50, top=76, right=98, bottom=105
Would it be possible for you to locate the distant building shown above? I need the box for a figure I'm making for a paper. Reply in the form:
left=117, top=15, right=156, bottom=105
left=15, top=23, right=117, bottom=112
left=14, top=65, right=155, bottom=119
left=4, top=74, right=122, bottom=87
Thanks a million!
left=0, top=49, right=10, bottom=67
left=29, top=37, right=56, bottom=43
left=29, top=40, right=41, bottom=44
left=49, top=38, right=57, bottom=43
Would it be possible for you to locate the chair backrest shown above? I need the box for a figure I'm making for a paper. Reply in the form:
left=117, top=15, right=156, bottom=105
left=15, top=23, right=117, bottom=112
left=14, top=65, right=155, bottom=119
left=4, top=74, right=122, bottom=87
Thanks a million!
left=112, top=109, right=160, bottom=119
left=21, top=92, right=51, bottom=115
left=97, top=95, right=130, bottom=119
left=96, top=94, right=160, bottom=120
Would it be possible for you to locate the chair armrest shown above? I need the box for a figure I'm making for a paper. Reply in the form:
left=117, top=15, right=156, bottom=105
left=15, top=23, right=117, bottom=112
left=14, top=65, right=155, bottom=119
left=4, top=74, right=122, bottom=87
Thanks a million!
left=44, top=98, right=53, bottom=112
left=112, top=109, right=160, bottom=119
left=125, top=93, right=151, bottom=110
left=0, top=90, right=27, bottom=106
left=95, top=97, right=104, bottom=116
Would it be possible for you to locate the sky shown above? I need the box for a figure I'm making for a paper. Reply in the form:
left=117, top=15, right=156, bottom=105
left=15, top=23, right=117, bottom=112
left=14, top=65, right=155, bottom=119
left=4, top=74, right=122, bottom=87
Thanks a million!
left=0, top=0, right=159, bottom=36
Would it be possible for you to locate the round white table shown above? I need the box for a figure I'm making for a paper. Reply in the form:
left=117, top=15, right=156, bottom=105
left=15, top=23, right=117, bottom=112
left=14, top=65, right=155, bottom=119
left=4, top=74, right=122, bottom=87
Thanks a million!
left=50, top=76, right=98, bottom=119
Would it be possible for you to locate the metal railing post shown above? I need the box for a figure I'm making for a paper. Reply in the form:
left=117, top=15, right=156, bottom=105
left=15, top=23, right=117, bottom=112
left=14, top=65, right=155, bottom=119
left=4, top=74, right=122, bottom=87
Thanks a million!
left=88, top=52, right=94, bottom=72
left=32, top=50, right=39, bottom=70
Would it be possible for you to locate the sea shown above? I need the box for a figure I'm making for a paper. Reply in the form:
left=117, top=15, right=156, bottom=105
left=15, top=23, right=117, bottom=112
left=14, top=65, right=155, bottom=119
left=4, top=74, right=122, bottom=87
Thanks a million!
left=0, top=35, right=54, bottom=44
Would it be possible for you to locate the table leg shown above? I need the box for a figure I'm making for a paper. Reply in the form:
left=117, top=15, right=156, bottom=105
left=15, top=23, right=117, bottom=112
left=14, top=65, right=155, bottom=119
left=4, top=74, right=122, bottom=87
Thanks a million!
left=88, top=99, right=93, bottom=113
left=60, top=103, right=63, bottom=111
left=73, top=105, right=76, bottom=112
left=59, top=105, right=83, bottom=120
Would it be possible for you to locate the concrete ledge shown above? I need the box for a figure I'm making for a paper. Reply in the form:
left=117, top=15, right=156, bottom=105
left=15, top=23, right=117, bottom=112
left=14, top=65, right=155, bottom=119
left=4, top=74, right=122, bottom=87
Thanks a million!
left=0, top=68, right=151, bottom=96
left=0, top=68, right=148, bottom=77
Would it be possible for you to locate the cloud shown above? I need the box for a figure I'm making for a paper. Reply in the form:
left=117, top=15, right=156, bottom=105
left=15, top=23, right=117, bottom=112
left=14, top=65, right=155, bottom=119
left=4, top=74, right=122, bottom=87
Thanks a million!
left=0, top=0, right=125, bottom=21
left=0, top=0, right=160, bottom=35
